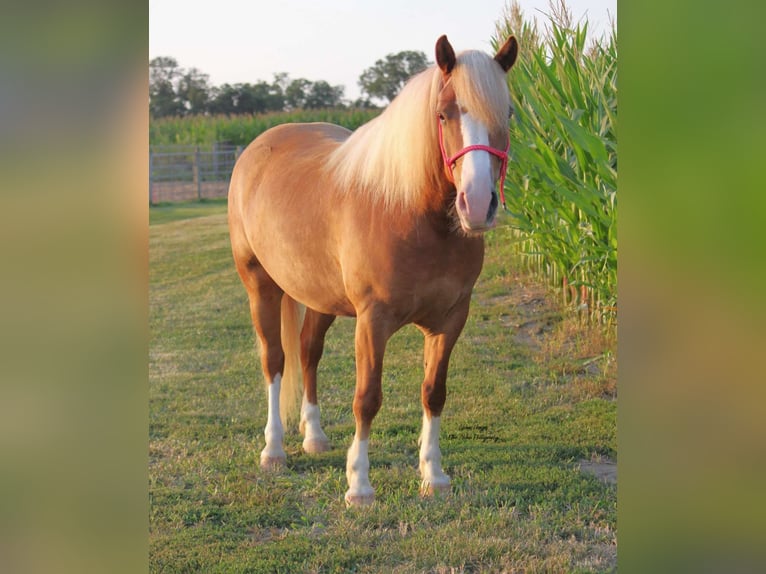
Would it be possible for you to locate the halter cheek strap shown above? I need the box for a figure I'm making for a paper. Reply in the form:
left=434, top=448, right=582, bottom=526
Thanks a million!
left=437, top=117, right=510, bottom=209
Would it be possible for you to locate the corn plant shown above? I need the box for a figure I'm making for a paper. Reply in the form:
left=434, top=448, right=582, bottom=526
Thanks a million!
left=494, top=0, right=617, bottom=325
left=149, top=108, right=381, bottom=147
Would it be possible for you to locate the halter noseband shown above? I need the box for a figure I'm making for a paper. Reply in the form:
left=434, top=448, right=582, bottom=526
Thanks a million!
left=437, top=116, right=510, bottom=209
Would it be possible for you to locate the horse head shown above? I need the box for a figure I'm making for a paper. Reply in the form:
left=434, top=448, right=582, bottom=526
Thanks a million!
left=434, top=35, right=518, bottom=233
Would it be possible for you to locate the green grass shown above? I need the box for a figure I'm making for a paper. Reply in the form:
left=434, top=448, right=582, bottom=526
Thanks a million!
left=149, top=203, right=616, bottom=572
left=149, top=198, right=228, bottom=225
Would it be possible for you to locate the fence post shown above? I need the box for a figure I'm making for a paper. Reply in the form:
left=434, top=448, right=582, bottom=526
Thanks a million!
left=193, top=146, right=201, bottom=201
left=149, top=149, right=154, bottom=205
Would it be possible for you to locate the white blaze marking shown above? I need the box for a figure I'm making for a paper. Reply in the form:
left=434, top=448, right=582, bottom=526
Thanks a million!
left=261, top=374, right=285, bottom=463
left=419, top=414, right=450, bottom=489
left=458, top=111, right=493, bottom=196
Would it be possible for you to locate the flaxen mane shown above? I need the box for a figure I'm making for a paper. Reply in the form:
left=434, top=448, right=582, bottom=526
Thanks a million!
left=325, top=50, right=511, bottom=212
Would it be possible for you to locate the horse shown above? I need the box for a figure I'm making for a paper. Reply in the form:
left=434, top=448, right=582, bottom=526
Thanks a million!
left=228, top=34, right=518, bottom=506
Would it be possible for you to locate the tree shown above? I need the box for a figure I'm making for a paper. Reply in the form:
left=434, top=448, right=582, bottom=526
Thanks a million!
left=150, top=56, right=180, bottom=87
left=350, top=97, right=379, bottom=110
left=149, top=56, right=185, bottom=117
left=206, top=82, right=283, bottom=115
left=272, top=72, right=290, bottom=93
left=284, top=78, right=311, bottom=110
left=358, top=50, right=431, bottom=104
left=239, top=82, right=284, bottom=114
left=304, top=81, right=345, bottom=109
left=149, top=59, right=347, bottom=116
left=176, top=67, right=210, bottom=115
left=207, top=83, right=238, bottom=115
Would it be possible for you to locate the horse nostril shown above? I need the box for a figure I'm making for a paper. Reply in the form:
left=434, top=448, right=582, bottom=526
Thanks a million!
left=457, top=191, right=468, bottom=214
left=487, top=191, right=498, bottom=221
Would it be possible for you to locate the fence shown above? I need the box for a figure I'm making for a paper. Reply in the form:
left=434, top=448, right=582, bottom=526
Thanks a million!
left=149, top=144, right=243, bottom=204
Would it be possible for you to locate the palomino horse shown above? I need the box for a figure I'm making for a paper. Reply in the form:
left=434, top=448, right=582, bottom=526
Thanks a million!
left=228, top=34, right=518, bottom=506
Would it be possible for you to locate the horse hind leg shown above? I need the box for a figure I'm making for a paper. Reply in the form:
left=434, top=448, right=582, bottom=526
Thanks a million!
left=299, top=309, right=335, bottom=454
left=236, top=255, right=290, bottom=470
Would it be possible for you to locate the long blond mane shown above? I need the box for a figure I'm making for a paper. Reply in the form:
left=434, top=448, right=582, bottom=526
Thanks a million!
left=326, top=49, right=511, bottom=212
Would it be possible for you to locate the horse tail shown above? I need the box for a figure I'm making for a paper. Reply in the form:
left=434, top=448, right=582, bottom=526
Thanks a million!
left=279, top=294, right=305, bottom=426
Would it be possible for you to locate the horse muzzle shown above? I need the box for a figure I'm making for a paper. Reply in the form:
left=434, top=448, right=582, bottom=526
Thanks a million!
left=456, top=188, right=498, bottom=233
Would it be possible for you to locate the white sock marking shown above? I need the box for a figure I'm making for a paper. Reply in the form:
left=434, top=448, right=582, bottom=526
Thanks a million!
left=346, top=437, right=373, bottom=499
left=419, top=414, right=450, bottom=489
left=261, top=374, right=285, bottom=463
left=300, top=395, right=329, bottom=448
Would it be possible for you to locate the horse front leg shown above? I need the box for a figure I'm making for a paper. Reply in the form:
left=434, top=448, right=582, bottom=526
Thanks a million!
left=345, top=310, right=394, bottom=506
left=417, top=302, right=470, bottom=497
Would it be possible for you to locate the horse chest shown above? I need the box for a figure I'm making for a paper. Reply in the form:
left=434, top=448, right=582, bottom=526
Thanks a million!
left=355, top=235, right=484, bottom=321
left=410, top=254, right=481, bottom=310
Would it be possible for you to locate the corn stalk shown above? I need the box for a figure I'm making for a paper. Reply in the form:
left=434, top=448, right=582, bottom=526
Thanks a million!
left=494, top=0, right=617, bottom=325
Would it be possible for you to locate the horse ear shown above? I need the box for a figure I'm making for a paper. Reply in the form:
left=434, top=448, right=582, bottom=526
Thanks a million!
left=494, top=36, right=518, bottom=72
left=435, top=35, right=456, bottom=76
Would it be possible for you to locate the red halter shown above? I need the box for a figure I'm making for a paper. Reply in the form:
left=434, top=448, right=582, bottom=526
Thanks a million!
left=437, top=115, right=510, bottom=209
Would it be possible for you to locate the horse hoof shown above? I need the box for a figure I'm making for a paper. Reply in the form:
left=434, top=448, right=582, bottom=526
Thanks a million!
left=420, top=481, right=451, bottom=498
left=260, top=455, right=286, bottom=470
left=303, top=438, right=331, bottom=454
left=344, top=491, right=375, bottom=507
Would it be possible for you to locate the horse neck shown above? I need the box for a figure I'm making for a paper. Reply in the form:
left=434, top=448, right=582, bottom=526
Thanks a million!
left=421, top=164, right=458, bottom=225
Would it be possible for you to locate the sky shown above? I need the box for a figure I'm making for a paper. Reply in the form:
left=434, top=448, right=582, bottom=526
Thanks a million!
left=149, top=0, right=616, bottom=102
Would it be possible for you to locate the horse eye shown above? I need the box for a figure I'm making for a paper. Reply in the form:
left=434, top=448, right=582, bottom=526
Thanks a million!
left=437, top=112, right=446, bottom=123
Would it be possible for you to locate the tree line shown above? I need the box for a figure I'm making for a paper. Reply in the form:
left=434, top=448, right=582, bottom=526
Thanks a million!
left=150, top=50, right=430, bottom=118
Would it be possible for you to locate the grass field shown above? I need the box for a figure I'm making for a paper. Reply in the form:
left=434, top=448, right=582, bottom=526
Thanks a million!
left=149, top=203, right=617, bottom=572
left=149, top=198, right=228, bottom=225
